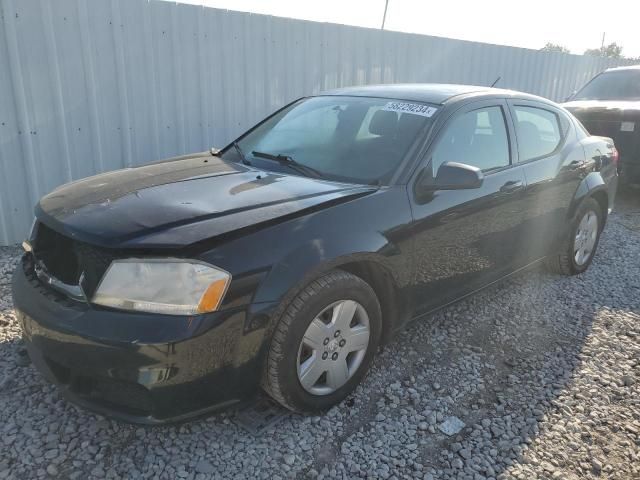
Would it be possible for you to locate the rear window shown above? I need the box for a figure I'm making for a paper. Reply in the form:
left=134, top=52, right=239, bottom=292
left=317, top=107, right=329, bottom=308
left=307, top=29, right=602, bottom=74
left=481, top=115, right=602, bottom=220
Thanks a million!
left=574, top=70, right=640, bottom=101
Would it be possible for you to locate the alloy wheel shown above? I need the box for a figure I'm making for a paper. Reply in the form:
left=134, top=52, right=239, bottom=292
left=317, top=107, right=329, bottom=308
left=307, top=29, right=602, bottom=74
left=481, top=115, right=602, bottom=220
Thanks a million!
left=296, top=300, right=370, bottom=395
left=574, top=210, right=599, bottom=266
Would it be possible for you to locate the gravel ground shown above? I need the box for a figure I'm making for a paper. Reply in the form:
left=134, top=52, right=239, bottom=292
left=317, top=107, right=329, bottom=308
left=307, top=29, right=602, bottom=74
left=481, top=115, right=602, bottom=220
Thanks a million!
left=1, top=189, right=639, bottom=480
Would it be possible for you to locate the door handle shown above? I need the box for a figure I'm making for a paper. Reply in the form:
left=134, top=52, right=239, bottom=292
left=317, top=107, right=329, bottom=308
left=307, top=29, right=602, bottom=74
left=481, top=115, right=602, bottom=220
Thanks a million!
left=500, top=180, right=523, bottom=193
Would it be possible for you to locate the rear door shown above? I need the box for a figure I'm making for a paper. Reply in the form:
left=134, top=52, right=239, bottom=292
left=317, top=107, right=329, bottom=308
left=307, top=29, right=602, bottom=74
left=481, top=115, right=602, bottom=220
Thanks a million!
left=408, top=99, right=528, bottom=315
left=506, top=100, right=588, bottom=265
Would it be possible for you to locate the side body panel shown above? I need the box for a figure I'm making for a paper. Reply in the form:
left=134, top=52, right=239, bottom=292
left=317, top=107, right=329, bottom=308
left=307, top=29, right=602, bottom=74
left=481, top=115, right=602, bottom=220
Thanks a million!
left=194, top=187, right=416, bottom=332
left=506, top=100, right=590, bottom=264
left=406, top=99, right=529, bottom=316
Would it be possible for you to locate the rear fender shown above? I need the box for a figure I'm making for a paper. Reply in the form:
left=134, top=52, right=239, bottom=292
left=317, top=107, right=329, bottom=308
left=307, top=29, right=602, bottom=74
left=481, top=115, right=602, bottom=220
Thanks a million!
left=567, top=172, right=608, bottom=221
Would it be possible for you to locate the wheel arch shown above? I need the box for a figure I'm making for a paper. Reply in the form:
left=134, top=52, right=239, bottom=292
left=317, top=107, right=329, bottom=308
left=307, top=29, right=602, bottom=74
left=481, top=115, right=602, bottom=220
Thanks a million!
left=257, top=250, right=408, bottom=348
left=337, top=259, right=406, bottom=344
left=568, top=172, right=609, bottom=224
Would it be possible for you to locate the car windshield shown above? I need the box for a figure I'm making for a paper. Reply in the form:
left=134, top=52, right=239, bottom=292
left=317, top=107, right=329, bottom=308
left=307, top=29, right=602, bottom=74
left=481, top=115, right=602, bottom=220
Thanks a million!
left=221, top=96, right=437, bottom=184
left=573, top=70, right=640, bottom=101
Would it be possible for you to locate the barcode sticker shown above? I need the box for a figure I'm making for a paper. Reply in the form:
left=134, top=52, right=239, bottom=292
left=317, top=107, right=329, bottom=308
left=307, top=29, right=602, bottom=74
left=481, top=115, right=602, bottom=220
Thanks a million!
left=382, top=102, right=438, bottom=118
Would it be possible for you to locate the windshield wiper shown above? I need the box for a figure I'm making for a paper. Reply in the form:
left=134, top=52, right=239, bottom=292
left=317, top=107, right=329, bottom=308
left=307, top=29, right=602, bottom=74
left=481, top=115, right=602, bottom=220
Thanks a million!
left=233, top=141, right=251, bottom=165
left=251, top=151, right=325, bottom=179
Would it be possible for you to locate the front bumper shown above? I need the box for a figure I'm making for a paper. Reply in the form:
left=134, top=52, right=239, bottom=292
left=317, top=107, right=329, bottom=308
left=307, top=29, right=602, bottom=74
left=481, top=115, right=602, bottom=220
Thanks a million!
left=12, top=255, right=277, bottom=424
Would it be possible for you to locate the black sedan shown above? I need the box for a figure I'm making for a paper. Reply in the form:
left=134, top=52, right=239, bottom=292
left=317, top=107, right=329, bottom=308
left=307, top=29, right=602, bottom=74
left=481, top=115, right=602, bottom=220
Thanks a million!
left=563, top=65, right=640, bottom=184
left=12, top=84, right=618, bottom=423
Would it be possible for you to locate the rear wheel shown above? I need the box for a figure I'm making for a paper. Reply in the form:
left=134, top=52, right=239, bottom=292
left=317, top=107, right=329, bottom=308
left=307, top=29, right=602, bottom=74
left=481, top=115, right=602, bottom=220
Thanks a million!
left=262, top=270, right=382, bottom=413
left=545, top=197, right=603, bottom=275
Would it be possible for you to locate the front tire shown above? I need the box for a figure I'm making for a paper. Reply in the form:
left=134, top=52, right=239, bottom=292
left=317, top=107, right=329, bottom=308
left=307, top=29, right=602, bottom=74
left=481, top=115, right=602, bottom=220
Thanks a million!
left=545, top=197, right=603, bottom=275
left=262, top=270, right=382, bottom=413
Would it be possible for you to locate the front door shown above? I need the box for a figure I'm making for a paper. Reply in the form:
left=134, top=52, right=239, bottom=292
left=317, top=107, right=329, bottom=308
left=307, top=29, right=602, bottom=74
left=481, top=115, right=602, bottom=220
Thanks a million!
left=408, top=100, right=528, bottom=316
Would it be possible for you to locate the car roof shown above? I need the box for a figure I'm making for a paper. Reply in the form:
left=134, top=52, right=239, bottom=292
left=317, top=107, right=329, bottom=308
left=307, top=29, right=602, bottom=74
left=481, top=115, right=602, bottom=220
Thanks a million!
left=605, top=64, right=640, bottom=72
left=321, top=83, right=548, bottom=105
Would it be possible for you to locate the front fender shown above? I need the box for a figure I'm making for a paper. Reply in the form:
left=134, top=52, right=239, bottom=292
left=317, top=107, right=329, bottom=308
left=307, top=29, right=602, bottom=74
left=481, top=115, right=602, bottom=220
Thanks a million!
left=199, top=187, right=413, bottom=337
left=252, top=233, right=399, bottom=306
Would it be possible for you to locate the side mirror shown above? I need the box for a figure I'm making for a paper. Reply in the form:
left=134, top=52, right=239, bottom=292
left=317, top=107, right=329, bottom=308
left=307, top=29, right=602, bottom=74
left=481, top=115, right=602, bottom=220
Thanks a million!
left=419, top=162, right=484, bottom=192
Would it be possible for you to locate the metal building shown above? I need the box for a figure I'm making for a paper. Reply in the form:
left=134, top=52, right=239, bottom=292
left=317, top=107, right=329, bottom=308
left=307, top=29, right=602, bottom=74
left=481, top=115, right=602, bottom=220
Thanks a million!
left=0, top=0, right=629, bottom=245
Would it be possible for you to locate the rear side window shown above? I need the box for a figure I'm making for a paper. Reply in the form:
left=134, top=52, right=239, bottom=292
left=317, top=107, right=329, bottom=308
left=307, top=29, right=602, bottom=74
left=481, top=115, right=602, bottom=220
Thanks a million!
left=432, top=106, right=510, bottom=173
left=513, top=106, right=562, bottom=161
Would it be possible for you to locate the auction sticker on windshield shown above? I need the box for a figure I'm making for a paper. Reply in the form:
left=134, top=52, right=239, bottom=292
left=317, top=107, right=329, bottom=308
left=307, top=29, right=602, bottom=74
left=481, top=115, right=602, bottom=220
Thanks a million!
left=382, top=102, right=438, bottom=117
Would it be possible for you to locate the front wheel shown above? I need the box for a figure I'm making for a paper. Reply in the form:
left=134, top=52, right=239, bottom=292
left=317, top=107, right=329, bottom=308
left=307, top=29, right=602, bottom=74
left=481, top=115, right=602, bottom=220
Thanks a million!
left=262, top=270, right=382, bottom=413
left=545, top=197, right=603, bottom=275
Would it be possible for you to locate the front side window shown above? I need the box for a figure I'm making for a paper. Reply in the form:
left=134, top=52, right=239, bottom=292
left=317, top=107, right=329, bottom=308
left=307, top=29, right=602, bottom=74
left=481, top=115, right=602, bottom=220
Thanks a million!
left=222, top=96, right=436, bottom=184
left=513, top=106, right=562, bottom=161
left=573, top=70, right=640, bottom=101
left=431, top=106, right=510, bottom=174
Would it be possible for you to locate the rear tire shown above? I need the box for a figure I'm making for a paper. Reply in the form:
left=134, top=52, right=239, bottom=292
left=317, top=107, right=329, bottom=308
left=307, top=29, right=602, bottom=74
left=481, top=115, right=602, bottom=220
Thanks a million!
left=262, top=270, right=382, bottom=413
left=545, top=197, right=603, bottom=275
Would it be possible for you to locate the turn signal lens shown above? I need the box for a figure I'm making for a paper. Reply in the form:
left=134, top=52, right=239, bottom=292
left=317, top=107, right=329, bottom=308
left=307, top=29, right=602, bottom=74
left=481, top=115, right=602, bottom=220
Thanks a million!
left=197, top=278, right=229, bottom=313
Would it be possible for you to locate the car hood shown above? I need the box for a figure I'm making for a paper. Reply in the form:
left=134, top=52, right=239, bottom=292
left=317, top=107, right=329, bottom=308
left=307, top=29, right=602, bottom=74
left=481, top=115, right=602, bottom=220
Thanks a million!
left=36, top=153, right=375, bottom=249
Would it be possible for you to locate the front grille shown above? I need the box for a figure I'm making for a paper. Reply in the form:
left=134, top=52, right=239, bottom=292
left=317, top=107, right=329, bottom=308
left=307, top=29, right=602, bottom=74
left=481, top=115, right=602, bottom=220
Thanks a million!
left=22, top=255, right=85, bottom=309
left=32, top=222, right=79, bottom=284
left=31, top=222, right=123, bottom=297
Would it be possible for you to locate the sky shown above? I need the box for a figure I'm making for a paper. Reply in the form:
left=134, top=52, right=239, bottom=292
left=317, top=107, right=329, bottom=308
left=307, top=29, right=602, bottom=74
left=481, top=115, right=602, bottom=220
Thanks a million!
left=166, top=0, right=640, bottom=58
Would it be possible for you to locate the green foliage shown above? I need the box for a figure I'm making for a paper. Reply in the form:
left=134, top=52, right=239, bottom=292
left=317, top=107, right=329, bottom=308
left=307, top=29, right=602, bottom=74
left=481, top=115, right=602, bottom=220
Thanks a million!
left=540, top=43, right=570, bottom=54
left=584, top=42, right=624, bottom=59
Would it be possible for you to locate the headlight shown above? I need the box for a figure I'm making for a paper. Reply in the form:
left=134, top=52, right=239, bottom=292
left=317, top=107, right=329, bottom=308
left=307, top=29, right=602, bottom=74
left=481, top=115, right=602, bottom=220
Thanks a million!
left=92, top=259, right=231, bottom=315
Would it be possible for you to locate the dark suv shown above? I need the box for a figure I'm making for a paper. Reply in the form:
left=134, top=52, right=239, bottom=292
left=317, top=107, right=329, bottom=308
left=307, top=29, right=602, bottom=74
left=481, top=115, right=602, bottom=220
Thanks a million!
left=564, top=65, right=640, bottom=184
left=13, top=84, right=618, bottom=424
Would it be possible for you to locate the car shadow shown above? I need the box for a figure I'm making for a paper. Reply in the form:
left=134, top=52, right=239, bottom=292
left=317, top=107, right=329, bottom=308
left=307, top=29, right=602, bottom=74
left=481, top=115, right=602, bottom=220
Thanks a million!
left=323, top=185, right=639, bottom=478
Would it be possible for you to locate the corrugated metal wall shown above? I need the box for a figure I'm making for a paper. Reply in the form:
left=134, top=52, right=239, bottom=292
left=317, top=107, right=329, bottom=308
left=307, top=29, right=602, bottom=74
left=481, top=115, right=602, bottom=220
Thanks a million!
left=0, top=0, right=629, bottom=245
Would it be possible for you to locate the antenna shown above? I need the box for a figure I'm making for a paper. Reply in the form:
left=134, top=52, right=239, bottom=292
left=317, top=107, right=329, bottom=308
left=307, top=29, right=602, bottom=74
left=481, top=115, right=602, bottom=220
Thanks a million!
left=490, top=76, right=501, bottom=87
left=381, top=0, right=389, bottom=30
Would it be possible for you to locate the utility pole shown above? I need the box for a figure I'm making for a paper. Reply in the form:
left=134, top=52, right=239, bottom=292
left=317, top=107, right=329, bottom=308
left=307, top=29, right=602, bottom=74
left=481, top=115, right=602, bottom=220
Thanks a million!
left=381, top=0, right=389, bottom=30
left=601, top=32, right=606, bottom=51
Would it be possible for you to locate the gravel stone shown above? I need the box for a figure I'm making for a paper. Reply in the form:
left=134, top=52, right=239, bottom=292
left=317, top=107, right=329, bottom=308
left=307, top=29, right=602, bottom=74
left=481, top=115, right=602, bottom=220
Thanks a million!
left=438, top=416, right=466, bottom=436
left=591, top=458, right=603, bottom=473
left=194, top=460, right=214, bottom=474
left=0, top=190, right=639, bottom=479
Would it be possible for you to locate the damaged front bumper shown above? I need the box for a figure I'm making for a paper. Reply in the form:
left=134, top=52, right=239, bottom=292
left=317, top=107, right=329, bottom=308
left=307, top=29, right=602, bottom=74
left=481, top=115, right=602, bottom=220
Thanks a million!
left=12, top=255, right=277, bottom=424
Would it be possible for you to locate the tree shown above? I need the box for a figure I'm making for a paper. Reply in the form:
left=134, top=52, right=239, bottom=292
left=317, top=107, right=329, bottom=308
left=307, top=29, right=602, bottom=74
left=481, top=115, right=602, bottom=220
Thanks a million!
left=540, top=43, right=570, bottom=54
left=584, top=42, right=623, bottom=59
